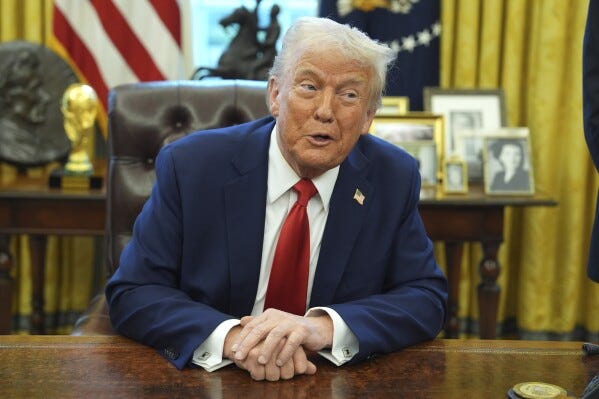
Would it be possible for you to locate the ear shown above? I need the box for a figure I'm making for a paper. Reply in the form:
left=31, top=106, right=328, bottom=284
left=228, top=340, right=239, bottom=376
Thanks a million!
left=267, top=77, right=280, bottom=117
left=360, top=107, right=376, bottom=136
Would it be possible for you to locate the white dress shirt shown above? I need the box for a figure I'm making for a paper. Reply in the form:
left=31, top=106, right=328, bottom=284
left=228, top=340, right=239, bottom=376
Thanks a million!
left=192, top=125, right=358, bottom=371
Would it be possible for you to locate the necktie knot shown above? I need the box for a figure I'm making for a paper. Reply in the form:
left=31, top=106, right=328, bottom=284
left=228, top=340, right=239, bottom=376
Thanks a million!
left=293, top=179, right=317, bottom=207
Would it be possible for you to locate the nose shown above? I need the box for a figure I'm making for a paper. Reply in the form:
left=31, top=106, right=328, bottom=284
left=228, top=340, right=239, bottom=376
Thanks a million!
left=314, top=88, right=334, bottom=123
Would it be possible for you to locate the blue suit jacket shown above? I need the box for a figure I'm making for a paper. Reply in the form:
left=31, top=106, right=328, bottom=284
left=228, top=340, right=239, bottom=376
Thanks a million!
left=584, top=0, right=599, bottom=282
left=106, top=116, right=448, bottom=369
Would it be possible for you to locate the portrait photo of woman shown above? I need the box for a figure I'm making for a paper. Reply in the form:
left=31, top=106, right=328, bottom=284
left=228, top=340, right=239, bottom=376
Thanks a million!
left=484, top=136, right=534, bottom=195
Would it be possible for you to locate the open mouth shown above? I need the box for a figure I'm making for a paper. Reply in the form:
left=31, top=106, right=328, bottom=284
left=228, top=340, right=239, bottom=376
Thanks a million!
left=309, top=134, right=332, bottom=143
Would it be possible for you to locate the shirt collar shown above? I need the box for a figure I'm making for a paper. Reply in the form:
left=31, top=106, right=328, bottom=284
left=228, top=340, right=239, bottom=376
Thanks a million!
left=268, top=124, right=339, bottom=208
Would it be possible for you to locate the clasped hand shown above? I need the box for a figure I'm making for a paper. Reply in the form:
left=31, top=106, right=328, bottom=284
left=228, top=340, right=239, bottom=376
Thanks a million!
left=224, top=308, right=333, bottom=381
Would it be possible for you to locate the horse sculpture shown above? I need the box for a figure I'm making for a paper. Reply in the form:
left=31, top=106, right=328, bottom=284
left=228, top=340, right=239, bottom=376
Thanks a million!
left=192, top=1, right=280, bottom=81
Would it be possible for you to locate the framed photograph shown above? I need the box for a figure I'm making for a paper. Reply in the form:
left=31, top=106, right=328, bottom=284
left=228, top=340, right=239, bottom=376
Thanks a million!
left=423, top=88, right=506, bottom=160
left=456, top=127, right=529, bottom=183
left=483, top=136, right=535, bottom=195
left=377, top=96, right=410, bottom=116
left=370, top=113, right=444, bottom=186
left=397, top=141, right=437, bottom=186
left=443, top=158, right=468, bottom=193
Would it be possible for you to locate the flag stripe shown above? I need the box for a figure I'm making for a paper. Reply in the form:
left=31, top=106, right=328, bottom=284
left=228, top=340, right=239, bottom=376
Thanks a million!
left=90, top=0, right=166, bottom=81
left=149, top=0, right=182, bottom=47
left=52, top=5, right=110, bottom=112
left=112, top=0, right=183, bottom=80
left=54, top=0, right=138, bottom=89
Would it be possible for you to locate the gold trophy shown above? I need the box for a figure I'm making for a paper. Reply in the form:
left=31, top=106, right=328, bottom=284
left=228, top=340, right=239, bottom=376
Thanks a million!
left=49, top=83, right=103, bottom=189
left=63, top=83, right=97, bottom=175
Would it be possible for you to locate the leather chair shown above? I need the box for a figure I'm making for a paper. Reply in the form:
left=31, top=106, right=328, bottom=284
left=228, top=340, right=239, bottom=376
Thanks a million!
left=72, top=79, right=270, bottom=335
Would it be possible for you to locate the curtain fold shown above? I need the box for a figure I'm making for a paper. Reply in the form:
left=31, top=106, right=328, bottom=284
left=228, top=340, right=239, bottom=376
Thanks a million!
left=0, top=0, right=97, bottom=334
left=441, top=0, right=599, bottom=339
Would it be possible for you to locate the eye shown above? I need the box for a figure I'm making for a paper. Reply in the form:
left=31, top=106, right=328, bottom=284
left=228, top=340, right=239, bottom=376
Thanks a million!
left=301, top=83, right=317, bottom=91
left=340, top=90, right=360, bottom=103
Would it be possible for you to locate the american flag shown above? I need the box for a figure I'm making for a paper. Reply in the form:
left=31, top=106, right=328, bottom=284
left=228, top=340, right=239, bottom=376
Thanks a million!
left=319, top=0, right=440, bottom=110
left=50, top=0, right=186, bottom=134
left=353, top=188, right=365, bottom=205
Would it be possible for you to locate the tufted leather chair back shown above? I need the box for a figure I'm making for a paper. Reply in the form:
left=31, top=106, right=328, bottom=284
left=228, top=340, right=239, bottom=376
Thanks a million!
left=106, top=79, right=270, bottom=277
left=72, top=79, right=269, bottom=335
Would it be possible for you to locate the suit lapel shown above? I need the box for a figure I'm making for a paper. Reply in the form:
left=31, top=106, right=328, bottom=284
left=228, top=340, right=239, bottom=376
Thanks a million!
left=310, top=145, right=373, bottom=308
left=224, top=120, right=273, bottom=317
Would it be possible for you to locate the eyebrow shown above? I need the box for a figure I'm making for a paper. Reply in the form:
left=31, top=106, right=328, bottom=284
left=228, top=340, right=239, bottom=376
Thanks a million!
left=294, top=67, right=368, bottom=87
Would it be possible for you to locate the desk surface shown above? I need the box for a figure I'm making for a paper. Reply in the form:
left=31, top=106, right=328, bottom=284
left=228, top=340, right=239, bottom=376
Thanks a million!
left=0, top=336, right=596, bottom=398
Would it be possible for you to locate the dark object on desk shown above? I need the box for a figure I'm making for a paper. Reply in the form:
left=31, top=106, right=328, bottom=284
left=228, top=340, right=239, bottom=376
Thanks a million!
left=584, top=342, right=599, bottom=356
left=582, top=373, right=599, bottom=399
left=585, top=342, right=599, bottom=356
left=48, top=168, right=103, bottom=190
left=507, top=381, right=569, bottom=399
left=0, top=41, right=77, bottom=168
left=191, top=0, right=280, bottom=81
left=72, top=79, right=270, bottom=334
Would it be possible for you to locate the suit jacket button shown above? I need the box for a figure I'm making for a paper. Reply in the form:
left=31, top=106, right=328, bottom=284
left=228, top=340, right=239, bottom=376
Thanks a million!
left=164, top=347, right=180, bottom=360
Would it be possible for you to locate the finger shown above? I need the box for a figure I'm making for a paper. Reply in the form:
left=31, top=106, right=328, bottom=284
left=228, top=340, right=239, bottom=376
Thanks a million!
left=230, top=316, right=256, bottom=353
left=291, top=347, right=307, bottom=374
left=234, top=356, right=266, bottom=381
left=249, top=364, right=266, bottom=381
left=234, top=320, right=275, bottom=361
left=263, top=339, right=287, bottom=381
left=279, top=359, right=294, bottom=380
left=291, top=349, right=316, bottom=375
left=274, top=329, right=305, bottom=366
left=264, top=360, right=281, bottom=382
left=306, top=360, right=317, bottom=375
left=257, top=323, right=291, bottom=365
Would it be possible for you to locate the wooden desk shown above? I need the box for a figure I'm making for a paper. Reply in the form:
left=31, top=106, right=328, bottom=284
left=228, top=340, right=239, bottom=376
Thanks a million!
left=0, top=175, right=556, bottom=338
left=0, top=335, right=596, bottom=398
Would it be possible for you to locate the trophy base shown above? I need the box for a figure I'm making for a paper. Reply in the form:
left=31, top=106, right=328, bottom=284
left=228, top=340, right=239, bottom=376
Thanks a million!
left=48, top=168, right=103, bottom=190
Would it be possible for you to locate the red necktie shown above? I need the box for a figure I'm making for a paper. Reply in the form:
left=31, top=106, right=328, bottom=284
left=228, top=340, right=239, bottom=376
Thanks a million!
left=264, top=179, right=317, bottom=315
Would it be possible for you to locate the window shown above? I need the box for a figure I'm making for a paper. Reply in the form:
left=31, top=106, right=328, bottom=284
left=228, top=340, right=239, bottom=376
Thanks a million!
left=188, top=0, right=318, bottom=74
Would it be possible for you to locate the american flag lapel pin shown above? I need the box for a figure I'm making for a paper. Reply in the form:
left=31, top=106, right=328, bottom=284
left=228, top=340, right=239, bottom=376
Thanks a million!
left=353, top=188, right=365, bottom=205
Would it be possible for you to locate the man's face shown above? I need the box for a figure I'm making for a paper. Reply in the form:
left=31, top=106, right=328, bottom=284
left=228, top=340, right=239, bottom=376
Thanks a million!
left=268, top=49, right=376, bottom=179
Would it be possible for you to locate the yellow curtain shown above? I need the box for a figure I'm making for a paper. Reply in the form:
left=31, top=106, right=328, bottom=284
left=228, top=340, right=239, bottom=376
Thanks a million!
left=0, top=0, right=97, bottom=334
left=441, top=0, right=599, bottom=339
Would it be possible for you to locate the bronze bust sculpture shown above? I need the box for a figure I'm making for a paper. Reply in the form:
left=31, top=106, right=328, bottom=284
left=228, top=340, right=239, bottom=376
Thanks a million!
left=0, top=41, right=78, bottom=169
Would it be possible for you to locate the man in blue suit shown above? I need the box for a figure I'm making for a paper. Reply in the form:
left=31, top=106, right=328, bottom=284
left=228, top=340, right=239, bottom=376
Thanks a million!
left=584, top=0, right=599, bottom=282
left=106, top=17, right=447, bottom=381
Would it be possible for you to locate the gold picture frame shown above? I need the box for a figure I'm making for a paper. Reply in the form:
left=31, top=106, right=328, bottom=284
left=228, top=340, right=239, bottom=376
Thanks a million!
left=370, top=112, right=444, bottom=186
left=377, top=96, right=410, bottom=116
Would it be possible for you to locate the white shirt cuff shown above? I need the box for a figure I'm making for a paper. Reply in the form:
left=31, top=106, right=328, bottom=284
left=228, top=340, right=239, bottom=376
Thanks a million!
left=306, top=306, right=359, bottom=366
left=191, top=319, right=240, bottom=372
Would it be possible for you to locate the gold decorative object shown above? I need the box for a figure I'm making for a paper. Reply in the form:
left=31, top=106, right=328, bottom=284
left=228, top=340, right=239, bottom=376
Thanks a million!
left=61, top=83, right=98, bottom=176
left=48, top=83, right=103, bottom=189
